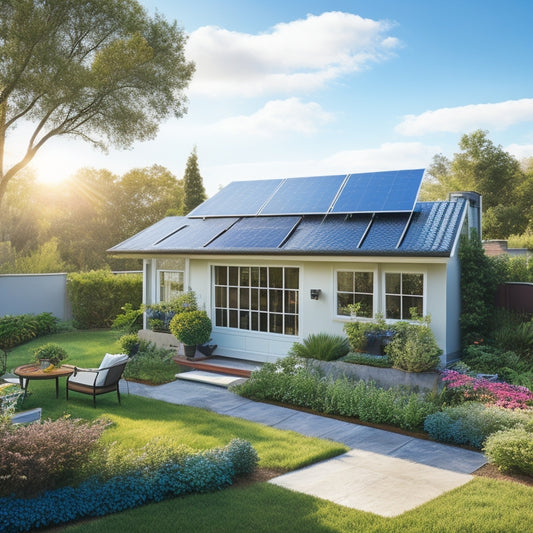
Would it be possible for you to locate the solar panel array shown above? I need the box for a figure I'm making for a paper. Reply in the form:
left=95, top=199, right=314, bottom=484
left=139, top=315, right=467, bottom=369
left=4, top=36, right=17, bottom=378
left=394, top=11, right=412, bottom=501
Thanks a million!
left=188, top=169, right=425, bottom=218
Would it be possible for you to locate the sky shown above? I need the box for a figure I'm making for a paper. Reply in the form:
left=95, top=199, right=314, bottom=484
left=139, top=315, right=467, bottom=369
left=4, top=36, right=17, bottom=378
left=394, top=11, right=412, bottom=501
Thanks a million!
left=14, top=0, right=533, bottom=196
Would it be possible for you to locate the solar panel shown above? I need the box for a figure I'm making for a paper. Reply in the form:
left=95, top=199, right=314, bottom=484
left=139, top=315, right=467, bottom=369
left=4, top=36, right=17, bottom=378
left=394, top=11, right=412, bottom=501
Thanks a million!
left=331, top=169, right=424, bottom=214
left=188, top=179, right=283, bottom=218
left=187, top=169, right=424, bottom=219
left=207, top=216, right=300, bottom=249
left=260, top=175, right=346, bottom=215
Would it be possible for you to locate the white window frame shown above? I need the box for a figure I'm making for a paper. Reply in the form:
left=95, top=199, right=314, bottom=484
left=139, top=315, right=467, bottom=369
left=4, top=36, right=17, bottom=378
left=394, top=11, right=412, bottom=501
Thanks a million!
left=157, top=270, right=185, bottom=302
left=212, top=265, right=300, bottom=336
left=335, top=268, right=377, bottom=320
left=382, top=270, right=426, bottom=321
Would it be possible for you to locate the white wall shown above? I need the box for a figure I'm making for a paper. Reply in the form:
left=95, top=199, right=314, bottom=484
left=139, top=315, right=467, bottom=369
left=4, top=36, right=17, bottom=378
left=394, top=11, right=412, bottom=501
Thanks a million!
left=175, top=255, right=453, bottom=363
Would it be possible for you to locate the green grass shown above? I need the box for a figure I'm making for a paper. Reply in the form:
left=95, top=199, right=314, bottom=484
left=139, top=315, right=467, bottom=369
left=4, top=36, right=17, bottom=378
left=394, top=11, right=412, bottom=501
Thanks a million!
left=6, top=330, right=347, bottom=471
left=6, top=331, right=533, bottom=532
left=61, top=477, right=533, bottom=533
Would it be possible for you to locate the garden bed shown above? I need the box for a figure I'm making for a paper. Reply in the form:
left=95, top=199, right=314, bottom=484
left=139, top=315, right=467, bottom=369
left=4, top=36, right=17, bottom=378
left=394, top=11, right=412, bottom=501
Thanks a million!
left=308, top=358, right=441, bottom=392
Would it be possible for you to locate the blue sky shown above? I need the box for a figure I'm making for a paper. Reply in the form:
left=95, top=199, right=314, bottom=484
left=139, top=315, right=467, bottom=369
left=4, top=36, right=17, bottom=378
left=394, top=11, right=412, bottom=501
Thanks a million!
left=22, top=0, right=533, bottom=194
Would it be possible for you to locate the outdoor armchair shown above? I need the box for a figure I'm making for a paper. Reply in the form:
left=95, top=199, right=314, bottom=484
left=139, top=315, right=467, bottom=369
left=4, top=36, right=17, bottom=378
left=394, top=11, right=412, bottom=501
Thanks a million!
left=66, top=353, right=129, bottom=407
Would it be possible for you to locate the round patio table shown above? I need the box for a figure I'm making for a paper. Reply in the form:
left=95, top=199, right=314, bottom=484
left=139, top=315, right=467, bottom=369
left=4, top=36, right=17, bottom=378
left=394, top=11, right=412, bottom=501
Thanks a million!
left=14, top=364, right=74, bottom=399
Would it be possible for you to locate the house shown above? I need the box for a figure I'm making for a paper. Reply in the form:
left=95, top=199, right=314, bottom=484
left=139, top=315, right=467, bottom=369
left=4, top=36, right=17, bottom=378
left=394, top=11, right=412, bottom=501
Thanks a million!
left=108, top=169, right=481, bottom=365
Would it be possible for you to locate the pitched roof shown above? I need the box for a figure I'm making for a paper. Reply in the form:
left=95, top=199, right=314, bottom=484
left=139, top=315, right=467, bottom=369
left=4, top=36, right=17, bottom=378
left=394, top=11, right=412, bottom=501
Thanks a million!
left=108, top=198, right=466, bottom=258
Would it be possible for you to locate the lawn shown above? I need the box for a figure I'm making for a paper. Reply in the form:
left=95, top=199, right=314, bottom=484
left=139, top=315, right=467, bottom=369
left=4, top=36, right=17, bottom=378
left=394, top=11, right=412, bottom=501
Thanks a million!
left=5, top=330, right=533, bottom=532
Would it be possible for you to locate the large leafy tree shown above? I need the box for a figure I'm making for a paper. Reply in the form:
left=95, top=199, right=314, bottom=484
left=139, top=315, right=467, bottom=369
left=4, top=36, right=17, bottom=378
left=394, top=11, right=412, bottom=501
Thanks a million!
left=0, top=0, right=194, bottom=208
left=421, top=130, right=530, bottom=238
left=183, top=146, right=206, bottom=214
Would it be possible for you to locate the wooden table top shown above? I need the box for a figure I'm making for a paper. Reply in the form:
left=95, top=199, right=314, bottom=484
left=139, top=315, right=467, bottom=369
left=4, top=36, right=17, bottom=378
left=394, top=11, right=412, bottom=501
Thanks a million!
left=14, top=364, right=74, bottom=379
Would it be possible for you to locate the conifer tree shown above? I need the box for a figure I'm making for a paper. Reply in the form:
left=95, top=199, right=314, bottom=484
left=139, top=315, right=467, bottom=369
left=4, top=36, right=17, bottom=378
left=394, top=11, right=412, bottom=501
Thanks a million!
left=183, top=147, right=207, bottom=213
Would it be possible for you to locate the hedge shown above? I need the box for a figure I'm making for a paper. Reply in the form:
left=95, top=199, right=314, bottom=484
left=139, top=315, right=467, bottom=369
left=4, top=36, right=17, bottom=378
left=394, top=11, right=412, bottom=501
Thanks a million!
left=67, top=270, right=142, bottom=329
left=0, top=439, right=257, bottom=533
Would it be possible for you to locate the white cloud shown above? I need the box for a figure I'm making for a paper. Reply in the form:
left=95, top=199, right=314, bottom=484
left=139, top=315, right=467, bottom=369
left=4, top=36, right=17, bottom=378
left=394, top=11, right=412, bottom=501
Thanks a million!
left=506, top=143, right=533, bottom=161
left=210, top=98, right=333, bottom=136
left=396, top=98, right=533, bottom=136
left=187, top=11, right=400, bottom=97
left=202, top=142, right=439, bottom=195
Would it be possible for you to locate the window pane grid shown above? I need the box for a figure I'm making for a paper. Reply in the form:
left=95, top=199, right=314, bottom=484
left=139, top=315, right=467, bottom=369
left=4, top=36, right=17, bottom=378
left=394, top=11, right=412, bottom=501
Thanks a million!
left=336, top=271, right=374, bottom=317
left=214, top=266, right=298, bottom=335
left=385, top=273, right=424, bottom=320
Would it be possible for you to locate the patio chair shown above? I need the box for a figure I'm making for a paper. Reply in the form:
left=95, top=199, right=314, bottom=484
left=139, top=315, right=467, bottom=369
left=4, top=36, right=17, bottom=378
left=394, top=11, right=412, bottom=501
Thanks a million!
left=66, top=353, right=129, bottom=407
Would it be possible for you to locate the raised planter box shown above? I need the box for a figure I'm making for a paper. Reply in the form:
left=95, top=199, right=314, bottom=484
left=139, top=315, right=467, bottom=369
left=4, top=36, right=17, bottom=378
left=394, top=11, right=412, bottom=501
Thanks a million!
left=138, top=329, right=182, bottom=355
left=308, top=359, right=441, bottom=392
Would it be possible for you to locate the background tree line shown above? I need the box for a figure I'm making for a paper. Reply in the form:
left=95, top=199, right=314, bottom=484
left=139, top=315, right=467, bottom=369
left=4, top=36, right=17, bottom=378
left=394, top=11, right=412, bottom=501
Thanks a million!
left=0, top=148, right=205, bottom=273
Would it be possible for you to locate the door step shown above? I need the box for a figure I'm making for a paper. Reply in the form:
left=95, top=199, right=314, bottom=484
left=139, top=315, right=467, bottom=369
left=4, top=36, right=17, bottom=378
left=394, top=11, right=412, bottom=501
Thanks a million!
left=173, top=356, right=262, bottom=378
left=176, top=370, right=248, bottom=388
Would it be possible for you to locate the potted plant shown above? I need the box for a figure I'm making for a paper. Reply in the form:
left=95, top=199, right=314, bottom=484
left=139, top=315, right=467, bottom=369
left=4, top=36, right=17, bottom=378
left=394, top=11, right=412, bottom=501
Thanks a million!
left=169, top=310, right=212, bottom=360
left=33, top=343, right=68, bottom=370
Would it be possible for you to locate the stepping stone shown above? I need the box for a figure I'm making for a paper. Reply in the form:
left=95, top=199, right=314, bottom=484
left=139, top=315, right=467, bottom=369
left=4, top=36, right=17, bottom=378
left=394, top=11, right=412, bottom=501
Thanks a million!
left=176, top=370, right=247, bottom=388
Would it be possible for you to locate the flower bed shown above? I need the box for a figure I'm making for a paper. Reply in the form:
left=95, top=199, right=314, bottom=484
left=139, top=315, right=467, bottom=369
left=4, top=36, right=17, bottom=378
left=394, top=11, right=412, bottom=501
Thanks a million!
left=441, top=370, right=533, bottom=409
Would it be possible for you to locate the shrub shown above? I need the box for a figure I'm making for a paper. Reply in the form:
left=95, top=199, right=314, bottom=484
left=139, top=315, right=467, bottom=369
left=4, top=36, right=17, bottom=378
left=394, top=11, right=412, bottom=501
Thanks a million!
left=424, top=403, right=530, bottom=448
left=0, top=417, right=107, bottom=497
left=233, top=356, right=439, bottom=431
left=112, top=303, right=143, bottom=334
left=288, top=333, right=350, bottom=361
left=0, top=313, right=59, bottom=372
left=494, top=320, right=533, bottom=361
left=385, top=314, right=442, bottom=372
left=484, top=427, right=533, bottom=476
left=223, top=438, right=259, bottom=476
left=119, top=334, right=142, bottom=356
left=67, top=270, right=142, bottom=329
left=441, top=369, right=533, bottom=409
left=459, top=230, right=501, bottom=346
left=122, top=343, right=177, bottom=384
left=169, top=310, right=212, bottom=346
left=0, top=438, right=256, bottom=532
left=462, top=343, right=526, bottom=382
left=343, top=313, right=390, bottom=353
left=32, top=343, right=68, bottom=367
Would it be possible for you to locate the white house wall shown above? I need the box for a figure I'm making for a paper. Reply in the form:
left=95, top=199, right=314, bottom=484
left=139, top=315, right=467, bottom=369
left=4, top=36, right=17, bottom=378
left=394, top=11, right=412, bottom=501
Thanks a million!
left=177, top=255, right=451, bottom=363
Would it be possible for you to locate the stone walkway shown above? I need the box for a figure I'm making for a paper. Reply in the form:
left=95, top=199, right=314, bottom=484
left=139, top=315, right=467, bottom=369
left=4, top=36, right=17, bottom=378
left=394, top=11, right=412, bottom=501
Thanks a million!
left=123, top=379, right=486, bottom=517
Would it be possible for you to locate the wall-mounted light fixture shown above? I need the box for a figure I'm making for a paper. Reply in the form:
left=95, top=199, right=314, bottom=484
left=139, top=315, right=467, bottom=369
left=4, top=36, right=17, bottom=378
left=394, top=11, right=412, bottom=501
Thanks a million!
left=310, top=289, right=321, bottom=300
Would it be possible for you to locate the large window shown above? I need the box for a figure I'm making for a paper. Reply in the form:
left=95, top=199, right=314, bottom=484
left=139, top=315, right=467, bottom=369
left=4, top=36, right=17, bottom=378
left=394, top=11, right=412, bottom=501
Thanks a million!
left=385, top=273, right=424, bottom=319
left=336, top=271, right=374, bottom=318
left=214, top=266, right=299, bottom=335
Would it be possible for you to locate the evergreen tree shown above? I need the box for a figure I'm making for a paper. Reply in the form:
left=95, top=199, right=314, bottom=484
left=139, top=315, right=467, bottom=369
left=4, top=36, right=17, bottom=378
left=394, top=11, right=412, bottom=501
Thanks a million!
left=183, top=147, right=207, bottom=213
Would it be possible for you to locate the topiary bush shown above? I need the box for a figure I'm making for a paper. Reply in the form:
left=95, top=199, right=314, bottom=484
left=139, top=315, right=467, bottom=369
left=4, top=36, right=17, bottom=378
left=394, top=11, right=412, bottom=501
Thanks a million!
left=484, top=427, right=533, bottom=476
left=385, top=314, right=442, bottom=372
left=288, top=333, right=350, bottom=361
left=423, top=403, right=530, bottom=449
left=169, top=310, right=212, bottom=346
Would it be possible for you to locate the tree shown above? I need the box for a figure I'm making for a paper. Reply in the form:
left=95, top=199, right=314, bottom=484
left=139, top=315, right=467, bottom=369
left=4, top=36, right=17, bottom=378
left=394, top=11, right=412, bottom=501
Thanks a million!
left=422, top=130, right=529, bottom=239
left=0, top=0, right=194, bottom=208
left=114, top=165, right=184, bottom=238
left=183, top=147, right=207, bottom=214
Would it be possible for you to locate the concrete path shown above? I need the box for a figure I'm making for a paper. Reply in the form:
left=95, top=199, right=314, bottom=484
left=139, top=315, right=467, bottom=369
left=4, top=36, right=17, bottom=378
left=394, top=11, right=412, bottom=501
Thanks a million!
left=122, top=379, right=486, bottom=517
